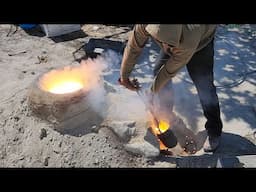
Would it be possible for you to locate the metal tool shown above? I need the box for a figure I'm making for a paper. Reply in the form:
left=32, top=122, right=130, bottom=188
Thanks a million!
left=136, top=88, right=162, bottom=134
left=137, top=87, right=197, bottom=154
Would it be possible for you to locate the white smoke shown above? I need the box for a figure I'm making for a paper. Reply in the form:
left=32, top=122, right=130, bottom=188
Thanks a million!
left=79, top=49, right=148, bottom=121
left=79, top=50, right=118, bottom=118
left=106, top=91, right=149, bottom=121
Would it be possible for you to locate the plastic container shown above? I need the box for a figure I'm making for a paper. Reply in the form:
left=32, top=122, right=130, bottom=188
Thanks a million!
left=40, top=24, right=81, bottom=37
left=19, top=24, right=37, bottom=29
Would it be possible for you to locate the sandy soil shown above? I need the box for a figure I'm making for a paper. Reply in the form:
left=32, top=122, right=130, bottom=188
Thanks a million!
left=0, top=24, right=173, bottom=167
left=0, top=24, right=255, bottom=167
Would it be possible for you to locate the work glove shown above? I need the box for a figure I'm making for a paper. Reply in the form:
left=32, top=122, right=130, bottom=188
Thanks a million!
left=118, top=77, right=140, bottom=91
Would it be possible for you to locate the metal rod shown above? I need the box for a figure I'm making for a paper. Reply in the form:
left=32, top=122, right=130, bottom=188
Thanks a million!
left=136, top=89, right=162, bottom=134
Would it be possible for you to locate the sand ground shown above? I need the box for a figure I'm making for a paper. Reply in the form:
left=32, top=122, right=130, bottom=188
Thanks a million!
left=0, top=24, right=255, bottom=167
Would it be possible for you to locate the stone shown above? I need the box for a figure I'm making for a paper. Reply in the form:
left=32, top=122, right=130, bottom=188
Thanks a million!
left=124, top=128, right=160, bottom=158
left=91, top=125, right=98, bottom=132
left=44, top=157, right=49, bottom=166
left=125, top=141, right=159, bottom=158
left=14, top=116, right=20, bottom=122
left=94, top=158, right=99, bottom=165
left=40, top=128, right=47, bottom=140
left=104, top=120, right=136, bottom=142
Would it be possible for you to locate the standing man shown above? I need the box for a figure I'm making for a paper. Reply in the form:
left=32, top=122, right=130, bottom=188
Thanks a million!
left=119, top=24, right=223, bottom=152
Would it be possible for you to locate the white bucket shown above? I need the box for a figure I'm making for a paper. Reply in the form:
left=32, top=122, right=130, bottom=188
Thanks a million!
left=40, top=24, right=81, bottom=37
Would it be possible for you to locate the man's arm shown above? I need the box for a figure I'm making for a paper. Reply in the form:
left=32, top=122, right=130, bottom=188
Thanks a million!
left=151, top=48, right=196, bottom=93
left=151, top=25, right=204, bottom=93
left=120, top=24, right=150, bottom=81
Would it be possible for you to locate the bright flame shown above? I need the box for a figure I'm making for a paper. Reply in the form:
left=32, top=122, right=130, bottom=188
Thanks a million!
left=158, top=120, right=170, bottom=133
left=150, top=119, right=170, bottom=150
left=39, top=57, right=107, bottom=95
left=48, top=81, right=84, bottom=94
left=39, top=65, right=89, bottom=94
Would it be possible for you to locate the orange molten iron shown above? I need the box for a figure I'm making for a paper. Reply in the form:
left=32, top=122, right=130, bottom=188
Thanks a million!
left=40, top=66, right=87, bottom=94
left=151, top=119, right=177, bottom=150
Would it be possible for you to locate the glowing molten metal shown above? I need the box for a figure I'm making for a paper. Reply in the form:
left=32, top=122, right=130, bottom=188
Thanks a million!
left=158, top=120, right=169, bottom=133
left=48, top=81, right=83, bottom=94
left=39, top=66, right=89, bottom=94
left=151, top=119, right=170, bottom=150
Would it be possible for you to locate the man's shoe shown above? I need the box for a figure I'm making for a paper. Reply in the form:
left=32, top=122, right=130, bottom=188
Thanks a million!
left=203, top=135, right=221, bottom=152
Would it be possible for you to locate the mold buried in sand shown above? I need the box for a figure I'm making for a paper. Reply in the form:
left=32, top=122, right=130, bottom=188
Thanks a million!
left=27, top=65, right=106, bottom=135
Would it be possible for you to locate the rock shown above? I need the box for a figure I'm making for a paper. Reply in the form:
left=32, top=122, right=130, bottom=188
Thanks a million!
left=104, top=120, right=136, bottom=142
left=91, top=125, right=98, bottom=132
left=124, top=128, right=160, bottom=158
left=94, top=158, right=99, bottom=165
left=128, top=127, right=136, bottom=136
left=0, top=147, right=6, bottom=159
left=18, top=156, right=25, bottom=160
left=125, top=141, right=160, bottom=158
left=53, top=150, right=60, bottom=154
left=18, top=127, right=24, bottom=133
left=40, top=128, right=47, bottom=140
left=14, top=116, right=20, bottom=122
left=44, top=157, right=49, bottom=166
left=12, top=136, right=19, bottom=142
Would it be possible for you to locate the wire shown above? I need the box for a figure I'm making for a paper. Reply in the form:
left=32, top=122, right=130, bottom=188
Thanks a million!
left=177, top=70, right=256, bottom=89
left=179, top=25, right=256, bottom=89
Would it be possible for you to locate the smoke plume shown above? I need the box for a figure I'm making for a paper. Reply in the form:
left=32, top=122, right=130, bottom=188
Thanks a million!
left=80, top=49, right=148, bottom=121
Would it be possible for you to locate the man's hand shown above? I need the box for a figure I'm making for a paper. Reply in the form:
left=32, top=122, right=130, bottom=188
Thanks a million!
left=118, top=78, right=140, bottom=91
